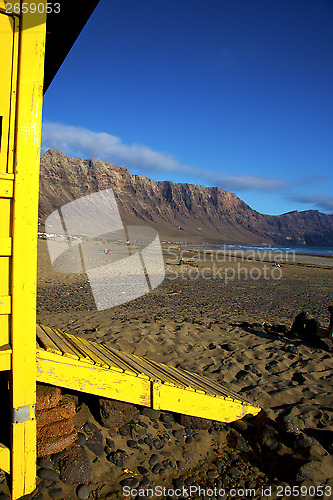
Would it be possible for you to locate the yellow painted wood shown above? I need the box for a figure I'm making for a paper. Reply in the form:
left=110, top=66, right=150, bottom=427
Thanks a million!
left=70, top=336, right=124, bottom=370
left=65, top=335, right=106, bottom=367
left=36, top=353, right=151, bottom=406
left=96, top=343, right=146, bottom=375
left=7, top=15, right=19, bottom=175
left=36, top=325, right=261, bottom=425
left=103, top=344, right=157, bottom=377
left=127, top=352, right=188, bottom=386
left=40, top=325, right=79, bottom=360
left=0, top=315, right=9, bottom=346
left=0, top=178, right=14, bottom=197
left=0, top=258, right=9, bottom=295
left=63, top=332, right=102, bottom=366
left=0, top=12, right=14, bottom=174
left=0, top=199, right=11, bottom=237
left=0, top=344, right=12, bottom=371
left=0, top=173, right=14, bottom=180
left=0, top=296, right=11, bottom=315
left=37, top=324, right=63, bottom=354
left=152, top=382, right=260, bottom=422
left=0, top=238, right=12, bottom=256
left=9, top=3, right=47, bottom=498
left=0, top=442, right=10, bottom=474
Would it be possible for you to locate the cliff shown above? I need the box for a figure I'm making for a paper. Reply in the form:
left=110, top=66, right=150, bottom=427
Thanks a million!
left=39, top=149, right=333, bottom=246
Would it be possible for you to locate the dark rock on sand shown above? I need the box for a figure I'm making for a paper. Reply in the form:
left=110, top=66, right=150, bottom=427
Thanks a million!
left=76, top=432, right=87, bottom=446
left=48, top=487, right=63, bottom=498
left=141, top=407, right=160, bottom=419
left=51, top=449, right=67, bottom=462
left=256, top=424, right=279, bottom=451
left=137, top=466, right=149, bottom=476
left=98, top=398, right=137, bottom=432
left=291, top=311, right=310, bottom=333
left=106, top=438, right=115, bottom=449
left=160, top=413, right=174, bottom=424
left=37, top=458, right=54, bottom=470
left=144, top=436, right=153, bottom=448
left=108, top=450, right=129, bottom=467
left=152, top=463, right=162, bottom=474
left=119, top=424, right=131, bottom=437
left=120, top=477, right=140, bottom=488
left=77, top=484, right=90, bottom=499
left=37, top=468, right=59, bottom=481
left=227, top=430, right=250, bottom=453
left=59, top=445, right=93, bottom=484
left=127, top=439, right=138, bottom=448
left=84, top=422, right=103, bottom=456
left=179, top=414, right=212, bottom=430
left=149, top=454, right=159, bottom=466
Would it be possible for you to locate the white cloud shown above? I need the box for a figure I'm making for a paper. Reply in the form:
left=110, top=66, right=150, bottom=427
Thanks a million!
left=41, top=122, right=291, bottom=194
left=211, top=173, right=290, bottom=192
left=42, top=122, right=180, bottom=172
left=291, top=195, right=333, bottom=213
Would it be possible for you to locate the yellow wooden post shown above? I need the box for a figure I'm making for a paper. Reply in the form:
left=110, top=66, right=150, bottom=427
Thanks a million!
left=0, top=1, right=46, bottom=498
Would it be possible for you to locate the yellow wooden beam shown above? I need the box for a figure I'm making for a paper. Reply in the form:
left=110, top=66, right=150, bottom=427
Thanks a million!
left=36, top=325, right=261, bottom=423
left=152, top=382, right=260, bottom=422
left=0, top=296, right=11, bottom=315
left=36, top=351, right=151, bottom=406
left=0, top=443, right=10, bottom=475
left=0, top=344, right=12, bottom=371
left=0, top=238, right=12, bottom=256
left=10, top=3, right=47, bottom=498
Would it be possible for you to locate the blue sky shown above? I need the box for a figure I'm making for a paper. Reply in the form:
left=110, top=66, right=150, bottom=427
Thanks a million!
left=42, top=0, right=333, bottom=216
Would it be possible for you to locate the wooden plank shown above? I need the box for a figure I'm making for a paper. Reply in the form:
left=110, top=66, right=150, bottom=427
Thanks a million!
left=183, top=368, right=256, bottom=404
left=137, top=356, right=204, bottom=391
left=0, top=344, right=12, bottom=371
left=0, top=178, right=13, bottom=198
left=0, top=173, right=15, bottom=180
left=153, top=383, right=261, bottom=421
left=96, top=342, right=147, bottom=375
left=0, top=295, right=11, bottom=315
left=10, top=8, right=46, bottom=496
left=0, top=13, right=14, bottom=174
left=36, top=325, right=62, bottom=354
left=61, top=332, right=95, bottom=365
left=41, top=326, right=79, bottom=360
left=0, top=199, right=11, bottom=237
left=0, top=258, right=9, bottom=295
left=0, top=443, right=10, bottom=474
left=71, top=336, right=110, bottom=368
left=0, top=237, right=12, bottom=256
left=76, top=339, right=127, bottom=372
left=0, top=315, right=9, bottom=346
left=102, top=344, right=162, bottom=379
left=125, top=352, right=189, bottom=387
left=36, top=355, right=151, bottom=406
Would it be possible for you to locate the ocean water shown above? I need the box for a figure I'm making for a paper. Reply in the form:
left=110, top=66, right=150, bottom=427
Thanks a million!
left=212, top=244, right=333, bottom=257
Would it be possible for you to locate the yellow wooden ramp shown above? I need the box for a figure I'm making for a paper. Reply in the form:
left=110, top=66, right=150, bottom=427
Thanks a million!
left=36, top=324, right=260, bottom=422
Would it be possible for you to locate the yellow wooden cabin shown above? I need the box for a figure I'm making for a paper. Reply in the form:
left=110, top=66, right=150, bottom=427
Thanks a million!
left=0, top=2, right=260, bottom=498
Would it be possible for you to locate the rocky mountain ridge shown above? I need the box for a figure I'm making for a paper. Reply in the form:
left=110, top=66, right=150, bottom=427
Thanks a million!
left=39, top=149, right=333, bottom=246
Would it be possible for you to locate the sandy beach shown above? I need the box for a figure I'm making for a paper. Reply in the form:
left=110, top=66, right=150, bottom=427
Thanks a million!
left=31, top=240, right=333, bottom=498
